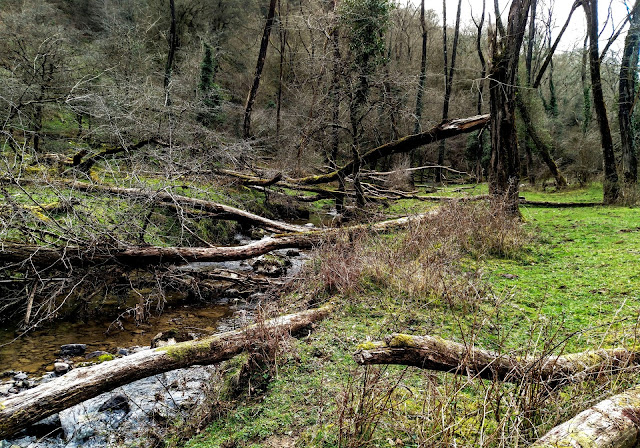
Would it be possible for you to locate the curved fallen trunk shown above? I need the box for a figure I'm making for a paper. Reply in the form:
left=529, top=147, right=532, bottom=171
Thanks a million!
left=291, top=114, right=490, bottom=185
left=63, top=181, right=306, bottom=233
left=0, top=305, right=332, bottom=439
left=530, top=384, right=640, bottom=448
left=354, top=333, right=640, bottom=384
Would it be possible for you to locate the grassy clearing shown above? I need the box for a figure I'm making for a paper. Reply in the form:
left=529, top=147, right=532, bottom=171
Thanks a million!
left=183, top=183, right=640, bottom=448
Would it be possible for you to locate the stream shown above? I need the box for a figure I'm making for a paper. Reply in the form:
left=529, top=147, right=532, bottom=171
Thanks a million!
left=0, top=212, right=328, bottom=447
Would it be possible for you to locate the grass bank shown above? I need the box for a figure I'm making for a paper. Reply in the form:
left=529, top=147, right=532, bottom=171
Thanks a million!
left=182, top=184, right=640, bottom=448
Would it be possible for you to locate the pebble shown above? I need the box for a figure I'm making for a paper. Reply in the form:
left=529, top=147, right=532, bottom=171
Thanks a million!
left=117, top=348, right=129, bottom=356
left=54, top=362, right=71, bottom=375
left=13, top=372, right=28, bottom=381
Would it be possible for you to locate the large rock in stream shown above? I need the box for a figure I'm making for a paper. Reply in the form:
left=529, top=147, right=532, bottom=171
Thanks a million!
left=0, top=365, right=216, bottom=448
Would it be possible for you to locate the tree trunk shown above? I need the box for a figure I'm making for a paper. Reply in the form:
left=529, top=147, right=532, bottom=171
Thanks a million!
left=243, top=0, right=278, bottom=139
left=413, top=0, right=428, bottom=135
left=275, top=0, right=287, bottom=139
left=436, top=0, right=462, bottom=183
left=164, top=0, right=177, bottom=107
left=584, top=0, right=620, bottom=204
left=473, top=0, right=487, bottom=181
left=293, top=114, right=490, bottom=185
left=0, top=306, right=332, bottom=439
left=619, top=1, right=640, bottom=184
left=0, top=211, right=437, bottom=268
left=517, top=97, right=568, bottom=187
left=530, top=384, right=640, bottom=448
left=58, top=180, right=306, bottom=234
left=523, top=0, right=537, bottom=184
left=354, top=333, right=640, bottom=384
left=488, top=0, right=532, bottom=213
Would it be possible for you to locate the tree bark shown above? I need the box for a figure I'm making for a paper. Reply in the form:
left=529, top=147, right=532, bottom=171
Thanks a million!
left=243, top=0, right=278, bottom=139
left=619, top=1, right=640, bottom=184
left=164, top=0, right=177, bottom=107
left=354, top=333, right=640, bottom=384
left=0, top=305, right=332, bottom=439
left=516, top=97, right=568, bottom=187
left=293, top=114, right=490, bottom=185
left=530, top=384, right=640, bottom=448
left=488, top=0, right=532, bottom=213
left=472, top=0, right=487, bottom=181
left=436, top=0, right=462, bottom=183
left=413, top=0, right=428, bottom=134
left=584, top=0, right=620, bottom=204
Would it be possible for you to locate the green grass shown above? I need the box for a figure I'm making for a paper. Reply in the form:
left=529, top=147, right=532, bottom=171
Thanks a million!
left=183, top=183, right=640, bottom=448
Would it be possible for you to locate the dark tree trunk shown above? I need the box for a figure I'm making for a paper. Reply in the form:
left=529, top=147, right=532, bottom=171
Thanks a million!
left=619, top=1, right=640, bottom=184
left=436, top=0, right=462, bottom=183
left=584, top=0, right=620, bottom=203
left=243, top=0, right=278, bottom=139
left=472, top=0, right=487, bottom=182
left=164, top=0, right=177, bottom=107
left=329, top=1, right=341, bottom=169
left=488, top=0, right=532, bottom=213
left=413, top=0, right=428, bottom=134
left=275, top=0, right=288, bottom=139
left=523, top=0, right=537, bottom=184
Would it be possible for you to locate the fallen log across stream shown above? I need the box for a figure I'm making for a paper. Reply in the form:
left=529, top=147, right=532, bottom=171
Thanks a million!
left=0, top=305, right=332, bottom=439
left=0, top=212, right=436, bottom=268
left=530, top=384, right=640, bottom=447
left=354, top=333, right=640, bottom=384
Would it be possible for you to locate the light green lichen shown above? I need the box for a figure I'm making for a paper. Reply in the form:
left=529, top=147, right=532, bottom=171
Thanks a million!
left=356, top=341, right=384, bottom=351
left=386, top=334, right=419, bottom=348
left=97, top=354, right=115, bottom=362
left=157, top=338, right=214, bottom=361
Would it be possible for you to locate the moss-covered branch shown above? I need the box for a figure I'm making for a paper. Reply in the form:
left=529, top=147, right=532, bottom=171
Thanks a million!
left=354, top=333, right=640, bottom=384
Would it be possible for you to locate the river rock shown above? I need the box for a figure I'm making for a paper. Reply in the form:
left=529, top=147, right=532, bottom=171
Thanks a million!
left=150, top=329, right=196, bottom=348
left=117, top=348, right=129, bottom=356
left=85, top=351, right=109, bottom=360
left=26, top=414, right=63, bottom=438
left=54, top=362, right=71, bottom=375
left=12, top=372, right=27, bottom=381
left=59, top=344, right=87, bottom=357
left=98, top=394, right=130, bottom=414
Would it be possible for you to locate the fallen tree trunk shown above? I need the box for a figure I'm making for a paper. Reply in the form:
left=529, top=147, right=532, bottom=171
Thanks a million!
left=73, top=138, right=168, bottom=172
left=354, top=333, right=640, bottom=384
left=0, top=305, right=332, bottom=439
left=530, top=384, right=640, bottom=448
left=60, top=180, right=307, bottom=234
left=291, top=114, right=490, bottom=185
left=0, top=212, right=437, bottom=267
left=520, top=199, right=602, bottom=208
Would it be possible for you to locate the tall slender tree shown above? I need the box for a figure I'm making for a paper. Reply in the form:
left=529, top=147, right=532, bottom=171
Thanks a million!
left=413, top=0, right=428, bottom=134
left=436, top=0, right=462, bottom=183
left=243, top=0, right=278, bottom=139
left=619, top=0, right=640, bottom=184
left=583, top=0, right=620, bottom=203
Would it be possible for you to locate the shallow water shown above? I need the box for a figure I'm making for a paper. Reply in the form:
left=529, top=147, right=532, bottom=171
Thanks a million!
left=0, top=302, right=235, bottom=376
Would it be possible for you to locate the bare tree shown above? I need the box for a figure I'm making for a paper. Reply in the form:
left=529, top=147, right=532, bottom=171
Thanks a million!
left=413, top=0, right=428, bottom=134
left=436, top=0, right=462, bottom=183
left=619, top=0, right=640, bottom=184
left=583, top=0, right=620, bottom=203
left=489, top=0, right=533, bottom=212
left=243, top=0, right=278, bottom=139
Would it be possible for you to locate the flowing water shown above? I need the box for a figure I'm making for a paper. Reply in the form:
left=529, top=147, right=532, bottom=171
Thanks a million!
left=0, top=302, right=235, bottom=376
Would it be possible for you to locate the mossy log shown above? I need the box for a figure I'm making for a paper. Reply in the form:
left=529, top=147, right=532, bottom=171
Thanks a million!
left=0, top=212, right=437, bottom=267
left=72, top=138, right=168, bottom=172
left=291, top=114, right=490, bottom=185
left=0, top=305, right=332, bottom=439
left=530, top=384, right=640, bottom=448
left=354, top=333, right=640, bottom=384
